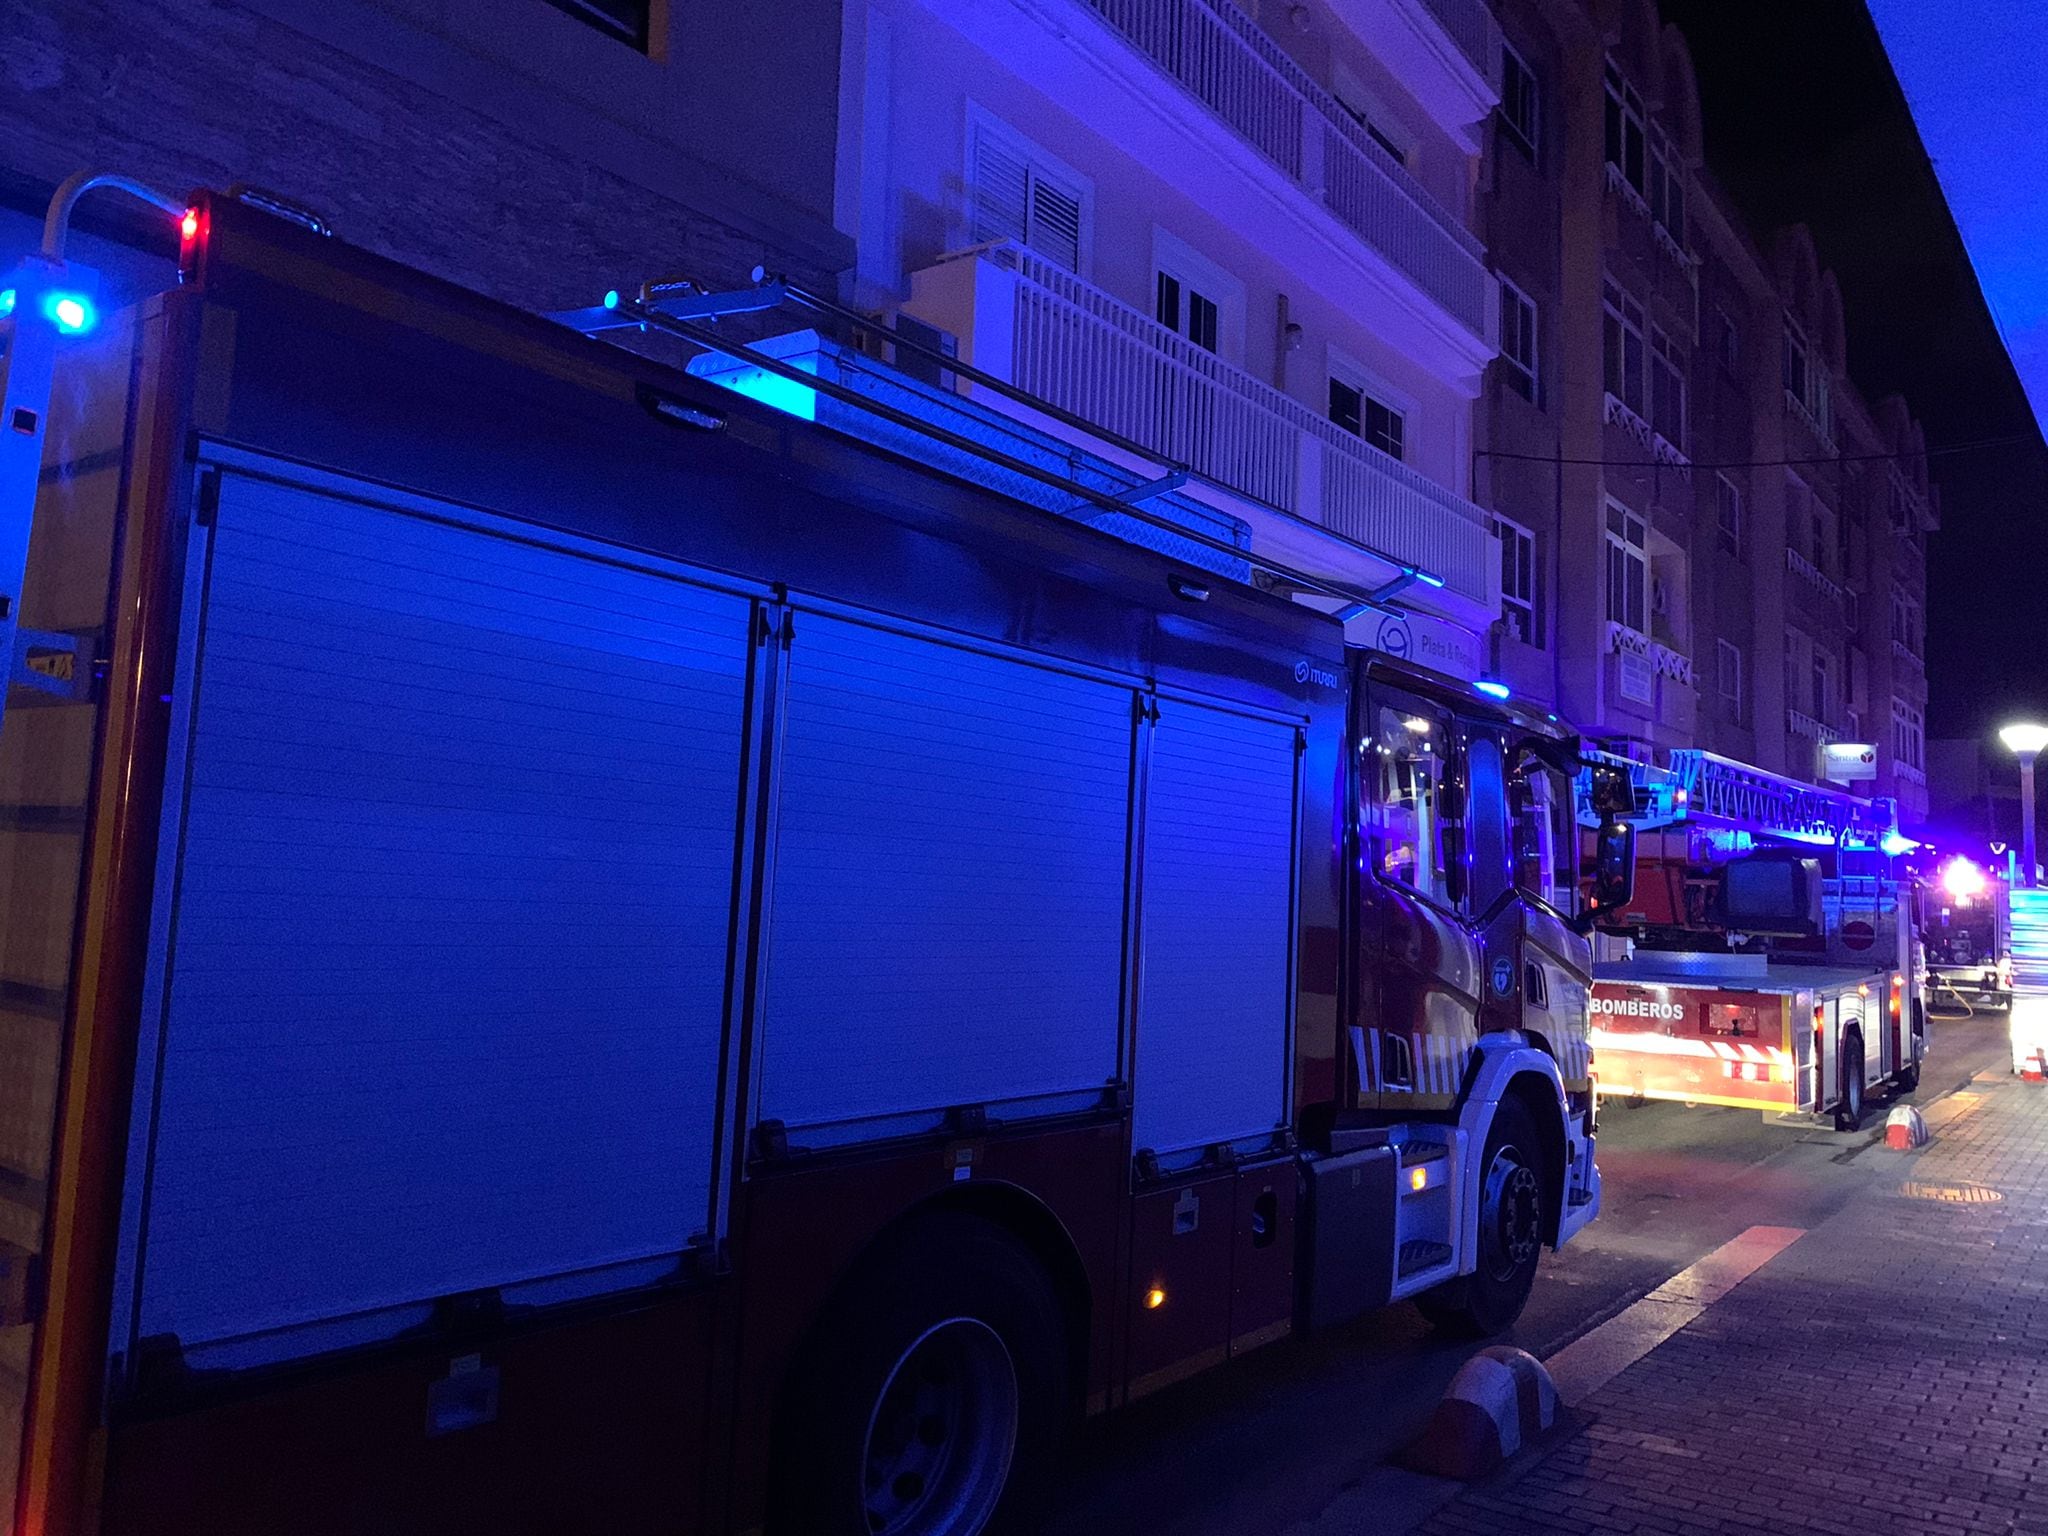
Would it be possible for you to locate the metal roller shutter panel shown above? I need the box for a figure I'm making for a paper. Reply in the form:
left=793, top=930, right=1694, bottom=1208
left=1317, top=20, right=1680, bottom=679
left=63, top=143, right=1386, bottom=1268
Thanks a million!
left=760, top=613, right=1132, bottom=1131
left=137, top=473, right=749, bottom=1353
left=1134, top=701, right=1298, bottom=1160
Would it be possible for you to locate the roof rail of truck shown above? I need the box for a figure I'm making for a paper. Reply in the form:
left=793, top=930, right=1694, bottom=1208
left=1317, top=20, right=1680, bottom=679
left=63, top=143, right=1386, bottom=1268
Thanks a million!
left=549, top=264, right=1446, bottom=629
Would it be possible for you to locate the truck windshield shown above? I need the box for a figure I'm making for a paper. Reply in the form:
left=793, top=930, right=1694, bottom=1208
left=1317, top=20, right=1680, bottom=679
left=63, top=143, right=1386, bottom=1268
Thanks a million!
left=1366, top=700, right=1456, bottom=907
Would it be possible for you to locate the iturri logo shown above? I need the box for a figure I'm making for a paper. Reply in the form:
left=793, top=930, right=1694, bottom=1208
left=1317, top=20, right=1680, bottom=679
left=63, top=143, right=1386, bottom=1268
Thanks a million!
left=1295, top=659, right=1340, bottom=690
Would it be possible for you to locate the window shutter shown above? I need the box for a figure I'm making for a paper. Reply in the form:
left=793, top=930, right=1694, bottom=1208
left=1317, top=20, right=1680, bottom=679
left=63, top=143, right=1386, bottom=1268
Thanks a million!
left=970, top=124, right=1031, bottom=248
left=1028, top=175, right=1084, bottom=272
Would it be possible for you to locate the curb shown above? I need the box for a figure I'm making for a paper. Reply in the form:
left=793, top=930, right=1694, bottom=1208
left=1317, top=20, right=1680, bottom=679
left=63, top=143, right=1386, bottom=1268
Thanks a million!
left=1401, top=1345, right=1559, bottom=1480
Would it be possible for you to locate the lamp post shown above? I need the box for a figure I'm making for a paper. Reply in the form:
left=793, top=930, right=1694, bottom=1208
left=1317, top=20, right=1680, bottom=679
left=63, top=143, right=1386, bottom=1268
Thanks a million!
left=1999, top=723, right=2048, bottom=887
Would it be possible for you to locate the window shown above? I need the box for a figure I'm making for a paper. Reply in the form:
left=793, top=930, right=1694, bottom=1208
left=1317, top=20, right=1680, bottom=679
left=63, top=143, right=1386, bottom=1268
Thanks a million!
left=1333, top=68, right=1412, bottom=168
left=1889, top=473, right=1917, bottom=533
left=1330, top=376, right=1405, bottom=461
left=1651, top=328, right=1686, bottom=450
left=1155, top=272, right=1218, bottom=352
left=1499, top=277, right=1538, bottom=401
left=1511, top=763, right=1575, bottom=913
left=1783, top=317, right=1833, bottom=438
left=1495, top=514, right=1540, bottom=646
left=1892, top=594, right=1923, bottom=655
left=1715, top=305, right=1741, bottom=373
left=1716, top=474, right=1745, bottom=558
left=1603, top=61, right=1646, bottom=194
left=1812, top=651, right=1832, bottom=720
left=1785, top=473, right=1822, bottom=567
left=1500, top=41, right=1539, bottom=157
left=547, top=0, right=650, bottom=47
left=1367, top=700, right=1458, bottom=907
left=1649, top=131, right=1686, bottom=241
left=1717, top=639, right=1745, bottom=723
left=1605, top=502, right=1648, bottom=633
left=969, top=112, right=1090, bottom=273
left=1892, top=699, right=1925, bottom=771
left=1152, top=230, right=1242, bottom=361
left=1602, top=280, right=1646, bottom=418
left=1464, top=731, right=1511, bottom=915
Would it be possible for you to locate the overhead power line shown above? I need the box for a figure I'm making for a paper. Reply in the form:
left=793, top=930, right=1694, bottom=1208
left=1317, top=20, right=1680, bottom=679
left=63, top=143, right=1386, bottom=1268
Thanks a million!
left=1474, top=431, right=2039, bottom=473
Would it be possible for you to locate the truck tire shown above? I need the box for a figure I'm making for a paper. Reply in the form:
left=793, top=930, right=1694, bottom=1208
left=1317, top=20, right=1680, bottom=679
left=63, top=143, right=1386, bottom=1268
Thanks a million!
left=1834, top=1031, right=1865, bottom=1132
left=1416, top=1095, right=1546, bottom=1339
left=769, top=1212, right=1070, bottom=1536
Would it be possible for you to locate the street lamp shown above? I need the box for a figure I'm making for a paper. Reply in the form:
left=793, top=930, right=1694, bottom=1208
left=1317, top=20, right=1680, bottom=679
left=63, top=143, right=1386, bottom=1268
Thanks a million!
left=1999, top=722, right=2048, bottom=887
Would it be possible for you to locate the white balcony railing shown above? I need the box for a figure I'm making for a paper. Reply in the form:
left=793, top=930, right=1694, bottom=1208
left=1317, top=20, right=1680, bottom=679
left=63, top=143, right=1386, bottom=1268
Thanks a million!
left=1082, top=0, right=1490, bottom=337
left=912, top=244, right=1495, bottom=605
left=1891, top=640, right=1924, bottom=669
left=1786, top=709, right=1839, bottom=746
left=1785, top=547, right=1844, bottom=604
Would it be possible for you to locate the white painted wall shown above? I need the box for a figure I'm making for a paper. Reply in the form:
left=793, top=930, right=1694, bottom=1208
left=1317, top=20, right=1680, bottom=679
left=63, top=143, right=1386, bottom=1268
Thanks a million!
left=844, top=0, right=1487, bottom=500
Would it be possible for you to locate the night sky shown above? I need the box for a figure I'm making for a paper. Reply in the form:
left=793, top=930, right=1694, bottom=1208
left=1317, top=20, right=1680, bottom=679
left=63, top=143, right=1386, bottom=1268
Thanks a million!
left=1659, top=0, right=2048, bottom=742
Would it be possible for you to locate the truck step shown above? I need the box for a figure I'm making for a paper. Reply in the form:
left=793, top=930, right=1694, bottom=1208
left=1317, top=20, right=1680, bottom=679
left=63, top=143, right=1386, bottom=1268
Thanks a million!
left=1397, top=1239, right=1452, bottom=1277
left=1398, top=1141, right=1450, bottom=1167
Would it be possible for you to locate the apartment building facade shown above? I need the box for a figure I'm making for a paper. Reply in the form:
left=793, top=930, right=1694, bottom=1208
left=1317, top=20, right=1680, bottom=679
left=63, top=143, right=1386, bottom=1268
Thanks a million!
left=2, top=0, right=849, bottom=322
left=833, top=0, right=1513, bottom=670
left=1471, top=0, right=1935, bottom=818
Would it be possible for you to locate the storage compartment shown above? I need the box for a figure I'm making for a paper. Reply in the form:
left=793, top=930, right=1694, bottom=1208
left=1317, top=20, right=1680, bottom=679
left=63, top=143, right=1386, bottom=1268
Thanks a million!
left=1125, top=1173, right=1234, bottom=1398
left=1228, top=1160, right=1297, bottom=1356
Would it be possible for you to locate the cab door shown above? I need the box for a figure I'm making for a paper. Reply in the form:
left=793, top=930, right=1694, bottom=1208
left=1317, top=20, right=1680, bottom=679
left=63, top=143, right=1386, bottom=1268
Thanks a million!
left=1458, top=720, right=1524, bottom=1040
left=1354, top=687, right=1480, bottom=1112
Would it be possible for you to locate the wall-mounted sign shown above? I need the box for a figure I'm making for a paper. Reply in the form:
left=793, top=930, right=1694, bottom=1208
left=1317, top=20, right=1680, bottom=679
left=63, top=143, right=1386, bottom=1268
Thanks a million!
left=1823, top=742, right=1878, bottom=783
left=1351, top=609, right=1483, bottom=681
left=1617, top=650, right=1655, bottom=705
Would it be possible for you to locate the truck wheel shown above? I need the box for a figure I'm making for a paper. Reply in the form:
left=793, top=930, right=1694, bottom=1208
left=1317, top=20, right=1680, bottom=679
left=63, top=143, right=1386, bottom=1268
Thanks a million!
left=1896, top=1004, right=1926, bottom=1093
left=1834, top=1032, right=1866, bottom=1132
left=1416, top=1096, right=1546, bottom=1338
left=770, top=1212, right=1070, bottom=1536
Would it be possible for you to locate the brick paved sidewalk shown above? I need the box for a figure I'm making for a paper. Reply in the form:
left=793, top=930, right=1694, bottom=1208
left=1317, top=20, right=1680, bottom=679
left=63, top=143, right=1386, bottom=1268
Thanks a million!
left=1417, top=1078, right=2048, bottom=1536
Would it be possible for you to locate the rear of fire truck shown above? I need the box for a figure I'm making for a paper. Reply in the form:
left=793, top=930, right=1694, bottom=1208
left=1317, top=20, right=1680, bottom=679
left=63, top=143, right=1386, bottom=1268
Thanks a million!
left=1581, top=751, right=1925, bottom=1130
left=1921, top=855, right=2012, bottom=1014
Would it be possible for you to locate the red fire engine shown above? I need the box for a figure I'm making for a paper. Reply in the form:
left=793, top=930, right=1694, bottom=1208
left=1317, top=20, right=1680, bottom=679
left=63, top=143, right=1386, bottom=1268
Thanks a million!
left=0, top=183, right=1629, bottom=1535
left=1580, top=749, right=1926, bottom=1129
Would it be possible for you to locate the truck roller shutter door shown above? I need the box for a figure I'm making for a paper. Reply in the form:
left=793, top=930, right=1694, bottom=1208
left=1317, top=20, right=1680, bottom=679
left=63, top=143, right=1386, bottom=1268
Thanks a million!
left=758, top=613, right=1132, bottom=1134
left=1133, top=700, right=1299, bottom=1164
left=133, top=471, right=750, bottom=1362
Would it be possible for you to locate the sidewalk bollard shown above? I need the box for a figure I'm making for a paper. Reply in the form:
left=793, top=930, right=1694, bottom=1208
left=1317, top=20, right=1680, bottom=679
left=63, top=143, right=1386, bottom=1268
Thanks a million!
left=1884, top=1104, right=1929, bottom=1150
left=1403, top=1345, right=1559, bottom=1480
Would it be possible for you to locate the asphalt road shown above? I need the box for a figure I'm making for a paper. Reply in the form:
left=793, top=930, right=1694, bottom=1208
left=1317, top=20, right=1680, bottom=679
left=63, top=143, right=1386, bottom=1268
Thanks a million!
left=1041, top=1011, right=2013, bottom=1535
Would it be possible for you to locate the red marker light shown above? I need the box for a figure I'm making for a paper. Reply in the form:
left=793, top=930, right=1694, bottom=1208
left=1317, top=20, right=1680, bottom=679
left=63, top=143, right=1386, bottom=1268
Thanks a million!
left=180, top=208, right=200, bottom=241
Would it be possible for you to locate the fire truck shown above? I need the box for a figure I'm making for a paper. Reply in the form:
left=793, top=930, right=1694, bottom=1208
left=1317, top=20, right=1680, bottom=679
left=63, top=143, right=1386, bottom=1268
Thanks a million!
left=1920, top=856, right=2012, bottom=1014
left=0, top=182, right=1627, bottom=1536
left=1579, top=749, right=1926, bottom=1130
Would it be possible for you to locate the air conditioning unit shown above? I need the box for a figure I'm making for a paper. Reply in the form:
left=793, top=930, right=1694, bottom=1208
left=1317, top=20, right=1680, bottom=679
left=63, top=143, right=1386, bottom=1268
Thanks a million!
left=890, top=313, right=958, bottom=391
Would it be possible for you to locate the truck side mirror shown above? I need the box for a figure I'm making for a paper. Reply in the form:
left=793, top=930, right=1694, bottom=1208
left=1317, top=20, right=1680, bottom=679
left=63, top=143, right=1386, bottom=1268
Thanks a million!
left=1592, top=821, right=1634, bottom=909
left=1570, top=819, right=1635, bottom=933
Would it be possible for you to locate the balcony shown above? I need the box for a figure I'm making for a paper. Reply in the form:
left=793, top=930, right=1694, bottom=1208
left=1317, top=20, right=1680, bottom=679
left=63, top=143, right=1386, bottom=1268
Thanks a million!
left=1785, top=547, right=1844, bottom=605
left=1785, top=389, right=1835, bottom=451
left=905, top=243, right=1496, bottom=610
left=1074, top=0, right=1492, bottom=342
left=1786, top=710, right=1840, bottom=778
left=1891, top=640, right=1924, bottom=671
